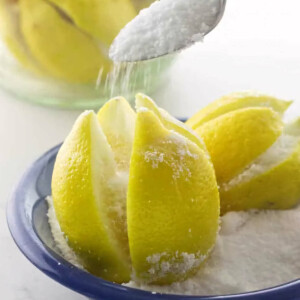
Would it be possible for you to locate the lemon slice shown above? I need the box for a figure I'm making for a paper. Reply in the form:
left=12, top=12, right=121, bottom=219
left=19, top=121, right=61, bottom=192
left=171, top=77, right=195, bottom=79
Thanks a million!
left=196, top=107, right=284, bottom=183
left=19, top=0, right=111, bottom=82
left=52, top=111, right=130, bottom=282
left=186, top=91, right=291, bottom=129
left=220, top=118, right=300, bottom=214
left=127, top=108, right=219, bottom=284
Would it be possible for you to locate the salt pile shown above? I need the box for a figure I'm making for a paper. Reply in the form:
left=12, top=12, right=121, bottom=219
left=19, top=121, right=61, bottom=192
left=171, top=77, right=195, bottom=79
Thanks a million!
left=109, top=0, right=222, bottom=62
left=47, top=196, right=300, bottom=296
left=126, top=206, right=300, bottom=295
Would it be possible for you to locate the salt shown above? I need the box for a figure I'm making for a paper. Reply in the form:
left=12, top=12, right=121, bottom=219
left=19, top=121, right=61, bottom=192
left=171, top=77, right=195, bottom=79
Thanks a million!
left=109, top=0, right=222, bottom=62
left=47, top=195, right=300, bottom=295
left=126, top=206, right=300, bottom=295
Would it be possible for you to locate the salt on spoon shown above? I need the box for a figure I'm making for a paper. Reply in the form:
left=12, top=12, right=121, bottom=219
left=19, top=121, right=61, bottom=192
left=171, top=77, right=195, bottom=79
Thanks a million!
left=109, top=0, right=226, bottom=62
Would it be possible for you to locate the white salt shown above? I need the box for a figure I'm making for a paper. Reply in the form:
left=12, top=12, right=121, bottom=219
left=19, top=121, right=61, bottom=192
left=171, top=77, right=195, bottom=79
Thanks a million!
left=46, top=196, right=83, bottom=269
left=109, top=0, right=222, bottom=62
left=125, top=206, right=300, bottom=295
left=47, top=195, right=300, bottom=295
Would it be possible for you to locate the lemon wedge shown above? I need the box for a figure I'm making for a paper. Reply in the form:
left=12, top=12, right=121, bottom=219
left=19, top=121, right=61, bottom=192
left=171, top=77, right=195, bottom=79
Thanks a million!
left=187, top=92, right=299, bottom=213
left=127, top=108, right=219, bottom=284
left=52, top=111, right=130, bottom=282
left=220, top=118, right=300, bottom=214
left=186, top=91, right=291, bottom=129
left=19, top=0, right=111, bottom=83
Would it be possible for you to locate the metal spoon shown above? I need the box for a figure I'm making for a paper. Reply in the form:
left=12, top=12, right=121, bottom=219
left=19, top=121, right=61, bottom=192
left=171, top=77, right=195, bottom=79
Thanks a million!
left=109, top=0, right=226, bottom=62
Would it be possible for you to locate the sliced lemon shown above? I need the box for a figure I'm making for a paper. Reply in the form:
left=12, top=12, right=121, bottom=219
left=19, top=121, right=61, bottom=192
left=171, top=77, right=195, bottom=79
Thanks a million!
left=127, top=108, right=219, bottom=284
left=195, top=107, right=283, bottom=183
left=52, top=111, right=130, bottom=282
left=220, top=118, right=300, bottom=214
left=186, top=91, right=291, bottom=129
left=19, top=0, right=111, bottom=83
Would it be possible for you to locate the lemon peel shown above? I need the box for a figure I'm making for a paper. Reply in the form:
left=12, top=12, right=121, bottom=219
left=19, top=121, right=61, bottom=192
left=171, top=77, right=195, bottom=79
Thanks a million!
left=52, top=111, right=130, bottom=282
left=127, top=108, right=219, bottom=284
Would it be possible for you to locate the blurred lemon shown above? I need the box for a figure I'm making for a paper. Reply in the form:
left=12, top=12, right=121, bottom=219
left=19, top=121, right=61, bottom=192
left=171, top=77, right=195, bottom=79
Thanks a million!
left=0, top=0, right=148, bottom=82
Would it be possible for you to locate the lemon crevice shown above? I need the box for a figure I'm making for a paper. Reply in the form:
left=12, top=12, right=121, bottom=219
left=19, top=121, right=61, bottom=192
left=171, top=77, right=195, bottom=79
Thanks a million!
left=222, top=133, right=299, bottom=191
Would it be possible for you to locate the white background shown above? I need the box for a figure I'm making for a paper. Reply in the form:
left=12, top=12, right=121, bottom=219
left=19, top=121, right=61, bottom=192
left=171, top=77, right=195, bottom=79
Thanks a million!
left=1, top=0, right=300, bottom=299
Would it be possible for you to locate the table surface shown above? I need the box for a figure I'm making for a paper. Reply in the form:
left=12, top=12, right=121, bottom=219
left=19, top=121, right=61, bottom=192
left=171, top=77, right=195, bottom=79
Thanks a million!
left=1, top=0, right=300, bottom=299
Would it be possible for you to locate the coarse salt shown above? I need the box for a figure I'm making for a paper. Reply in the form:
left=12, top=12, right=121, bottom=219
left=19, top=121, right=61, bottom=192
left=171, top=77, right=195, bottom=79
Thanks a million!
left=47, top=195, right=300, bottom=295
left=109, top=0, right=222, bottom=62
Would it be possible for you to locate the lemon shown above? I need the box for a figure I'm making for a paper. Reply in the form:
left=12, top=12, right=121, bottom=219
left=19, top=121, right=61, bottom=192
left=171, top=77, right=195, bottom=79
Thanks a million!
left=53, top=95, right=220, bottom=284
left=97, top=97, right=136, bottom=171
left=47, top=0, right=136, bottom=45
left=0, top=0, right=41, bottom=73
left=186, top=91, right=291, bottom=129
left=196, top=107, right=284, bottom=183
left=1, top=0, right=138, bottom=82
left=220, top=118, right=300, bottom=214
left=187, top=92, right=298, bottom=213
left=52, top=111, right=130, bottom=282
left=127, top=108, right=220, bottom=284
left=19, top=0, right=111, bottom=83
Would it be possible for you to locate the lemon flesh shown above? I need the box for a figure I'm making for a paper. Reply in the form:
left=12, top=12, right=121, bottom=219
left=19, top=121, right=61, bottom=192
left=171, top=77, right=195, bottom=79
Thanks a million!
left=19, top=0, right=111, bottom=83
left=220, top=118, right=300, bottom=214
left=127, top=109, right=220, bottom=284
left=195, top=107, right=283, bottom=183
left=47, top=0, right=136, bottom=46
left=186, top=91, right=291, bottom=129
left=52, top=111, right=130, bottom=282
left=97, top=97, right=136, bottom=171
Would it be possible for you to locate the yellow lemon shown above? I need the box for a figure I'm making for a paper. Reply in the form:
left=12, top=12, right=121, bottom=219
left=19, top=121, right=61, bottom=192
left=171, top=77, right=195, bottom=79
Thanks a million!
left=52, top=111, right=130, bottom=282
left=186, top=91, right=291, bottom=129
left=196, top=107, right=283, bottom=183
left=127, top=108, right=219, bottom=284
left=19, top=0, right=111, bottom=83
left=187, top=92, right=297, bottom=213
left=220, top=118, right=300, bottom=214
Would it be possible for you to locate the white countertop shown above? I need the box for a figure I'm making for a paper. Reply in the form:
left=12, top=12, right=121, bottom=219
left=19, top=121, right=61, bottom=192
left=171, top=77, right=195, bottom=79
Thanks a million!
left=1, top=0, right=300, bottom=299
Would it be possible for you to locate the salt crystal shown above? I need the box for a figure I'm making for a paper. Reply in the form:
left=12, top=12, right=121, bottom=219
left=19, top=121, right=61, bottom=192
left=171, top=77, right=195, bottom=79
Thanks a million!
left=109, top=0, right=222, bottom=62
left=125, top=206, right=300, bottom=295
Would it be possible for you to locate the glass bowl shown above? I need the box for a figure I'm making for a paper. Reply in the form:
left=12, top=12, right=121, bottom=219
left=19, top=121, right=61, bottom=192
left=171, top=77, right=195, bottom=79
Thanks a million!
left=6, top=144, right=300, bottom=300
left=0, top=0, right=172, bottom=109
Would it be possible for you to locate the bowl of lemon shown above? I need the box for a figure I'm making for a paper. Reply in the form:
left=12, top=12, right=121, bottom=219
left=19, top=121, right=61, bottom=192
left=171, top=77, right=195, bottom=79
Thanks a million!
left=7, top=92, right=300, bottom=299
left=0, top=0, right=172, bottom=108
